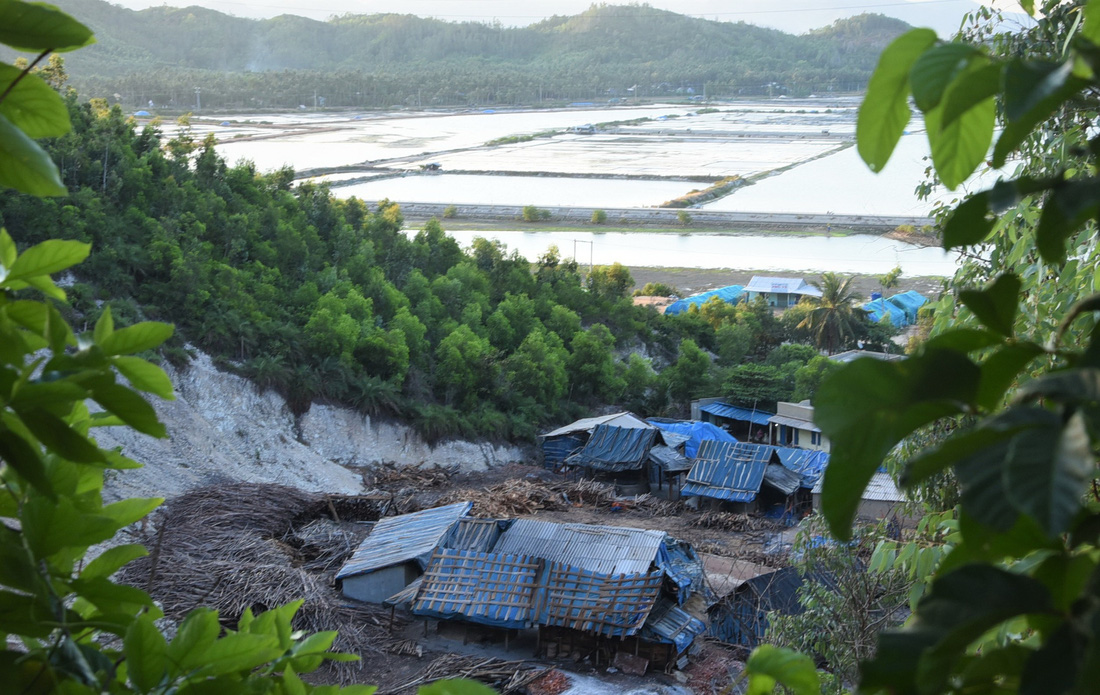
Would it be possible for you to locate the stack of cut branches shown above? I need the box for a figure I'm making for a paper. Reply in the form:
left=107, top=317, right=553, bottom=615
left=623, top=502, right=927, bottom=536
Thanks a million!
left=690, top=511, right=775, bottom=532
left=385, top=654, right=545, bottom=694
left=118, top=483, right=399, bottom=682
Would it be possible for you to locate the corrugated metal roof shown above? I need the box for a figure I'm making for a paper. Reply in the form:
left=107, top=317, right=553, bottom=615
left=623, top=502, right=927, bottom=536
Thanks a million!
left=542, top=412, right=653, bottom=439
left=641, top=598, right=708, bottom=652
left=565, top=424, right=657, bottom=472
left=411, top=549, right=543, bottom=629
left=336, top=502, right=471, bottom=579
left=383, top=576, right=423, bottom=608
left=774, top=447, right=829, bottom=489
left=494, top=518, right=665, bottom=575
left=700, top=402, right=774, bottom=426
left=682, top=441, right=777, bottom=503
left=744, top=276, right=822, bottom=297
left=812, top=470, right=905, bottom=503
left=664, top=285, right=745, bottom=315
left=763, top=463, right=801, bottom=496
left=650, top=419, right=739, bottom=459
left=541, top=564, right=664, bottom=638
left=648, top=445, right=692, bottom=473
left=444, top=518, right=507, bottom=553
left=768, top=414, right=822, bottom=433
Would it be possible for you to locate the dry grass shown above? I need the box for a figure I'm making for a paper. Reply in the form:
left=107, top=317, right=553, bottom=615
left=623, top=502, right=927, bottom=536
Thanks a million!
left=119, top=483, right=397, bottom=681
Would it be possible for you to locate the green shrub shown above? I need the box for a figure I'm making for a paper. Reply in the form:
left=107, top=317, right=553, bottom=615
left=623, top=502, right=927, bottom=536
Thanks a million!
left=678, top=210, right=693, bottom=226
left=591, top=208, right=607, bottom=224
left=522, top=204, right=540, bottom=222
left=443, top=205, right=457, bottom=218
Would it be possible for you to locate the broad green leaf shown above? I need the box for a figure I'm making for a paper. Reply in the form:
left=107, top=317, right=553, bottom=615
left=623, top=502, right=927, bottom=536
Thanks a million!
left=1019, top=622, right=1077, bottom=695
left=21, top=496, right=117, bottom=556
left=923, top=328, right=1003, bottom=353
left=15, top=406, right=105, bottom=463
left=417, top=681, right=495, bottom=695
left=0, top=228, right=15, bottom=268
left=0, top=113, right=65, bottom=196
left=994, top=60, right=1085, bottom=167
left=168, top=609, right=221, bottom=674
left=0, top=0, right=95, bottom=51
left=125, top=615, right=168, bottom=692
left=910, top=43, right=981, bottom=112
left=99, top=321, right=174, bottom=356
left=903, top=414, right=1028, bottom=487
left=283, top=667, right=307, bottom=695
left=0, top=65, right=70, bottom=138
left=1004, top=410, right=1092, bottom=536
left=93, top=306, right=114, bottom=345
left=287, top=629, right=340, bottom=673
left=0, top=428, right=53, bottom=495
left=940, top=63, right=1002, bottom=128
left=113, top=356, right=174, bottom=399
left=942, top=190, right=994, bottom=249
left=1015, top=368, right=1100, bottom=404
left=1085, top=0, right=1100, bottom=44
left=102, top=497, right=162, bottom=527
left=857, top=28, right=938, bottom=172
left=248, top=600, right=303, bottom=650
left=816, top=349, right=980, bottom=539
left=1036, top=179, right=1100, bottom=264
left=977, top=342, right=1044, bottom=409
left=5, top=299, right=49, bottom=334
left=958, top=273, right=1021, bottom=338
left=6, top=238, right=90, bottom=282
left=22, top=272, right=65, bottom=299
left=925, top=85, right=995, bottom=190
left=91, top=383, right=166, bottom=437
left=81, top=543, right=148, bottom=580
left=194, top=632, right=282, bottom=677
left=744, top=645, right=820, bottom=695
left=10, top=380, right=86, bottom=408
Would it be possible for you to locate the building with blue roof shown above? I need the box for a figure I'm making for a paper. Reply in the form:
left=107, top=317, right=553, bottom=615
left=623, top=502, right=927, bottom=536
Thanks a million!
left=863, top=297, right=908, bottom=326
left=886, top=290, right=928, bottom=324
left=743, top=276, right=822, bottom=308
left=682, top=441, right=795, bottom=509
left=649, top=419, right=739, bottom=459
left=692, top=398, right=774, bottom=442
left=664, top=284, right=745, bottom=315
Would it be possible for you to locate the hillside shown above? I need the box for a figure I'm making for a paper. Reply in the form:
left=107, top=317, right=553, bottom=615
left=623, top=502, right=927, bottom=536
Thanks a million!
left=10, top=1, right=909, bottom=108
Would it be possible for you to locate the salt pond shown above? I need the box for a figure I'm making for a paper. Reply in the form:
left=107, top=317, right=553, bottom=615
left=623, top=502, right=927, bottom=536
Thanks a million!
left=336, top=174, right=694, bottom=208
left=702, top=129, right=1008, bottom=217
left=421, top=229, right=958, bottom=276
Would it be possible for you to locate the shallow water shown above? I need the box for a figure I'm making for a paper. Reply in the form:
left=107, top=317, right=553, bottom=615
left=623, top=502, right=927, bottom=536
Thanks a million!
left=337, top=175, right=695, bottom=208
left=420, top=229, right=958, bottom=276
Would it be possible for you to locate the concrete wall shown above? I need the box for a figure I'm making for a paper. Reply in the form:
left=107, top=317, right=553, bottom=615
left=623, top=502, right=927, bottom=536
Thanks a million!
left=341, top=563, right=420, bottom=604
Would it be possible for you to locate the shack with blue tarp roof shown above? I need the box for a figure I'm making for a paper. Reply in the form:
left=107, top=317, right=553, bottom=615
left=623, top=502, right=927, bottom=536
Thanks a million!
left=693, top=398, right=774, bottom=442
left=863, top=296, right=907, bottom=326
left=540, top=412, right=653, bottom=468
left=886, top=290, right=928, bottom=324
left=707, top=567, right=807, bottom=646
left=649, top=419, right=738, bottom=459
left=682, top=441, right=798, bottom=511
left=664, top=284, right=745, bottom=315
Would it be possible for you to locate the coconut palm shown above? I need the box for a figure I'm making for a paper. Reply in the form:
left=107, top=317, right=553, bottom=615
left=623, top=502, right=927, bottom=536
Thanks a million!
left=798, top=272, right=867, bottom=354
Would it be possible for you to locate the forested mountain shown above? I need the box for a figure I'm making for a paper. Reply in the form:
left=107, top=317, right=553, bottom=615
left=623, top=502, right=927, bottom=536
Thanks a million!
left=5, top=1, right=909, bottom=109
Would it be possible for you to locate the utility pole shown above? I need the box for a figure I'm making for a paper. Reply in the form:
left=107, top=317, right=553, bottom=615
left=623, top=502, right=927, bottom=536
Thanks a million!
left=194, top=86, right=201, bottom=111
left=573, top=239, right=594, bottom=281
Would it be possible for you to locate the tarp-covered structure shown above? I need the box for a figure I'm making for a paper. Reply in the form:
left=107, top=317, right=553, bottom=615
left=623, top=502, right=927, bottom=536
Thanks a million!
left=699, top=402, right=773, bottom=427
left=664, top=284, right=745, bottom=315
left=541, top=412, right=653, bottom=468
left=682, top=441, right=789, bottom=504
left=650, top=419, right=739, bottom=459
left=565, top=423, right=658, bottom=472
left=707, top=567, right=806, bottom=646
left=886, top=290, right=928, bottom=324
left=863, top=297, right=908, bottom=326
left=775, top=447, right=829, bottom=489
left=404, top=517, right=711, bottom=665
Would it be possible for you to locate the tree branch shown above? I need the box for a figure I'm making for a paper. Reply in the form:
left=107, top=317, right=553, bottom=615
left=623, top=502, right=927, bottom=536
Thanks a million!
left=0, top=49, right=52, bottom=106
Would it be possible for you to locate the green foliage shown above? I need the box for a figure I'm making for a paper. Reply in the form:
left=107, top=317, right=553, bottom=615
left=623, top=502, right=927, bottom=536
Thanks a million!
left=798, top=3, right=1100, bottom=693
left=677, top=210, right=693, bottom=226
left=590, top=208, right=607, bottom=224
left=442, top=205, right=457, bottom=218
left=663, top=338, right=714, bottom=405
left=633, top=281, right=677, bottom=297
left=797, top=273, right=867, bottom=354
left=521, top=204, right=548, bottom=222
left=742, top=645, right=820, bottom=695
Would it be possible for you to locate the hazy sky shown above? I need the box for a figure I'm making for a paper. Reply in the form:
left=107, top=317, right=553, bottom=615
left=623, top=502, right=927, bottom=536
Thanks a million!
left=108, top=0, right=1030, bottom=35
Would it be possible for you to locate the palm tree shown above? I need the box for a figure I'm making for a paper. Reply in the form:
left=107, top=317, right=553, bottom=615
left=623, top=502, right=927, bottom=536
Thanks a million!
left=798, top=273, right=867, bottom=354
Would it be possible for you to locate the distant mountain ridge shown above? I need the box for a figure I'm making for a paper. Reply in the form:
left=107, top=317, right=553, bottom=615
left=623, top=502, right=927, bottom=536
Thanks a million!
left=14, top=1, right=910, bottom=108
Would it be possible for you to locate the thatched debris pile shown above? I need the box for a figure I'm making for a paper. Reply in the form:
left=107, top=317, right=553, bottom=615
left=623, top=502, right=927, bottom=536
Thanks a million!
left=384, top=654, right=545, bottom=695
left=690, top=511, right=777, bottom=532
left=119, top=483, right=397, bottom=677
left=437, top=477, right=686, bottom=518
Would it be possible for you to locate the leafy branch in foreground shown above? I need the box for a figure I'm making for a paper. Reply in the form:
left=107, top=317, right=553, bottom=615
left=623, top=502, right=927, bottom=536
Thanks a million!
left=748, top=0, right=1100, bottom=692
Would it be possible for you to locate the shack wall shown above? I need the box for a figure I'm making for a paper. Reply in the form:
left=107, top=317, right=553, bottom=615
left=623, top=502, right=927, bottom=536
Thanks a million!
left=341, top=563, right=420, bottom=604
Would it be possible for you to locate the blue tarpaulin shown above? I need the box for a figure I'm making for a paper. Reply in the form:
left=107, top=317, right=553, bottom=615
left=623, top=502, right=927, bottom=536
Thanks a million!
left=664, top=285, right=745, bottom=315
left=542, top=433, right=585, bottom=468
left=887, top=290, right=928, bottom=324
left=707, top=567, right=805, bottom=646
left=774, top=447, right=829, bottom=489
left=699, top=402, right=774, bottom=426
left=863, top=297, right=908, bottom=326
left=565, top=424, right=657, bottom=472
left=682, top=441, right=778, bottom=502
left=650, top=420, right=738, bottom=459
left=641, top=599, right=708, bottom=653
left=412, top=549, right=542, bottom=629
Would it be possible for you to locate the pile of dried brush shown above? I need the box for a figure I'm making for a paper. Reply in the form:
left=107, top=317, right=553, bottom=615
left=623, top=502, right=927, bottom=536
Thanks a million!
left=438, top=478, right=568, bottom=517
left=365, top=463, right=454, bottom=489
left=690, top=511, right=774, bottom=532
left=119, top=483, right=395, bottom=681
left=385, top=654, right=544, bottom=694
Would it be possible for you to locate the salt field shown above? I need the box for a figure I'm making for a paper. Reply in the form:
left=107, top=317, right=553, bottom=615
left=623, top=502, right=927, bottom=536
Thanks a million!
left=421, top=230, right=958, bottom=276
left=335, top=175, right=695, bottom=208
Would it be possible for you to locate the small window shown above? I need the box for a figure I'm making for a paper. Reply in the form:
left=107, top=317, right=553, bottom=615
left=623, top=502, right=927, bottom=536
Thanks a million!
left=793, top=429, right=799, bottom=445
left=811, top=432, right=820, bottom=445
